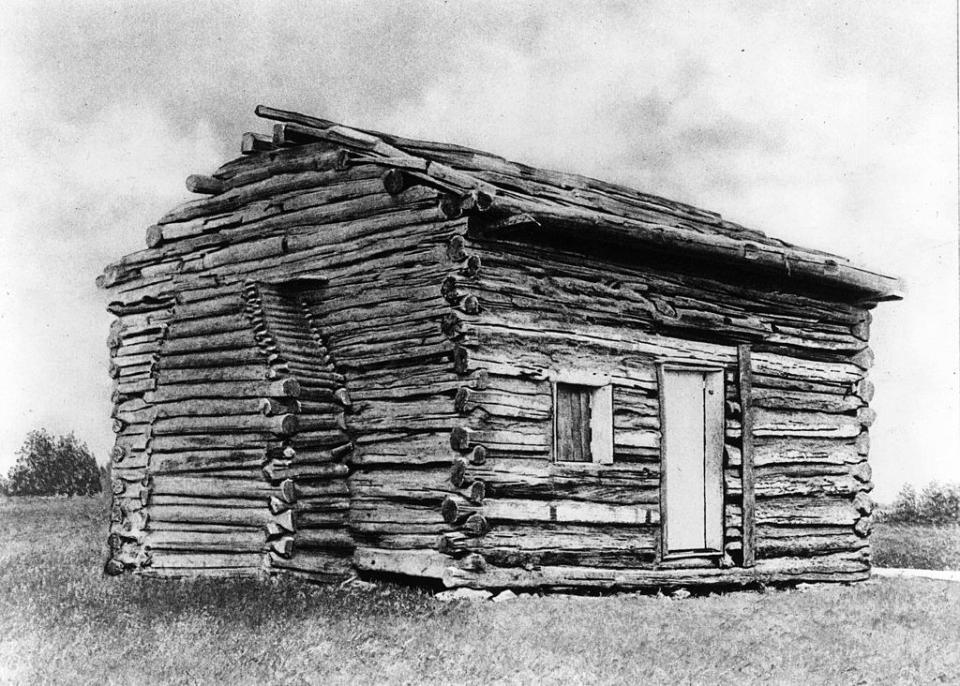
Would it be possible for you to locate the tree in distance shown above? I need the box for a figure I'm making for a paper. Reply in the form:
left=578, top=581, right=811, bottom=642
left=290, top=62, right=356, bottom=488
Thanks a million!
left=6, top=429, right=102, bottom=496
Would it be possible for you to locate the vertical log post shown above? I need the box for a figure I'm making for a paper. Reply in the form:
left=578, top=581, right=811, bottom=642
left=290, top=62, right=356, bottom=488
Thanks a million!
left=738, top=344, right=756, bottom=568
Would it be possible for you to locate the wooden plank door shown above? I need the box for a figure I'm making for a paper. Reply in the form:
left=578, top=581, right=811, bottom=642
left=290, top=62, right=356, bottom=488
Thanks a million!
left=660, top=368, right=724, bottom=555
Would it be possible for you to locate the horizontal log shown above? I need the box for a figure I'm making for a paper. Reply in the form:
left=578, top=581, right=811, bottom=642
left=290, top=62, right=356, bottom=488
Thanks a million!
left=442, top=495, right=660, bottom=526
left=149, top=433, right=275, bottom=452
left=144, top=529, right=266, bottom=553
left=349, top=498, right=453, bottom=530
left=753, top=497, right=858, bottom=527
left=732, top=438, right=864, bottom=467
left=149, top=495, right=267, bottom=509
left=151, top=476, right=275, bottom=499
left=353, top=547, right=450, bottom=579
left=350, top=432, right=455, bottom=467
left=438, top=524, right=658, bottom=568
left=151, top=413, right=298, bottom=435
left=295, top=415, right=348, bottom=432
left=756, top=532, right=868, bottom=558
left=293, top=481, right=349, bottom=499
left=727, top=472, right=862, bottom=498
left=746, top=373, right=848, bottom=396
left=139, top=567, right=265, bottom=579
left=158, top=367, right=269, bottom=385
left=147, top=552, right=263, bottom=569
left=294, top=511, right=349, bottom=528
left=166, top=313, right=248, bottom=339
left=752, top=389, right=863, bottom=413
left=162, top=329, right=254, bottom=354
left=185, top=174, right=226, bottom=195
left=752, top=409, right=861, bottom=438
left=157, top=349, right=265, bottom=369
left=150, top=449, right=266, bottom=474
left=269, top=550, right=353, bottom=578
left=148, top=505, right=273, bottom=527
left=443, top=551, right=870, bottom=589
left=454, top=460, right=660, bottom=503
left=449, top=426, right=549, bottom=454
left=147, top=378, right=300, bottom=401
left=454, top=386, right=551, bottom=420
left=263, top=461, right=349, bottom=482
left=751, top=352, right=862, bottom=385
left=295, top=530, right=355, bottom=550
left=288, top=429, right=352, bottom=448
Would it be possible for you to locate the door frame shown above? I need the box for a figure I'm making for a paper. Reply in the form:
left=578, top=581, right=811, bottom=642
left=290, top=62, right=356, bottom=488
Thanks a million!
left=656, top=363, right=727, bottom=562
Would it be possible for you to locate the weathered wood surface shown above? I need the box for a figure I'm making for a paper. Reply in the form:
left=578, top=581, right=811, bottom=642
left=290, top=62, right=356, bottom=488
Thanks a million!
left=739, top=345, right=756, bottom=567
left=438, top=525, right=658, bottom=568
left=442, top=551, right=870, bottom=590
left=99, top=112, right=885, bottom=584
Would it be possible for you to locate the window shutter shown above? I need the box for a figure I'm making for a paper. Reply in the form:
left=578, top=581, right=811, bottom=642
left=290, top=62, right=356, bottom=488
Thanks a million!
left=554, top=382, right=613, bottom=464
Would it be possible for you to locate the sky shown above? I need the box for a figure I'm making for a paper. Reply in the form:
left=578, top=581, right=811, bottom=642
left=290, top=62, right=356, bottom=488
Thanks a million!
left=0, top=0, right=956, bottom=502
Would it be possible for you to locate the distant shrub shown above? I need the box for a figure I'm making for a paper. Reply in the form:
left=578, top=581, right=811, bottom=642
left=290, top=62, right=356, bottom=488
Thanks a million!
left=6, top=429, right=103, bottom=497
left=880, top=482, right=960, bottom=525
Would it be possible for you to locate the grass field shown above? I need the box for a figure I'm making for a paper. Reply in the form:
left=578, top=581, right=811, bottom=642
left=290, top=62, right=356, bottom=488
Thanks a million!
left=871, top=522, right=960, bottom=571
left=1, top=497, right=959, bottom=685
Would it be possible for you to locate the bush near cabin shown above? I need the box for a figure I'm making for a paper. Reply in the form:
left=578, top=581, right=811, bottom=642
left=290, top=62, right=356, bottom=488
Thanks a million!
left=5, top=429, right=102, bottom=497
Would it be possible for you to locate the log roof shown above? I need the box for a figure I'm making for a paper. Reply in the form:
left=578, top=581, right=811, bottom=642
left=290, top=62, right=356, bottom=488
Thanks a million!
left=104, top=105, right=904, bottom=301
left=246, top=106, right=902, bottom=301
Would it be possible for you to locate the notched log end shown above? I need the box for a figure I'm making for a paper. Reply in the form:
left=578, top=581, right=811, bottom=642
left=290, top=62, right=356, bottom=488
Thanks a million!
left=447, top=235, right=467, bottom=262
left=279, top=479, right=297, bottom=503
left=271, top=536, right=295, bottom=558
left=450, top=459, right=468, bottom=488
left=470, top=445, right=487, bottom=465
left=382, top=168, right=408, bottom=195
left=145, top=225, right=164, bottom=248
left=458, top=552, right=487, bottom=571
left=450, top=427, right=470, bottom=452
left=453, top=345, right=470, bottom=374
left=462, top=295, right=481, bottom=315
left=440, top=195, right=462, bottom=219
left=441, top=496, right=459, bottom=524
left=185, top=174, right=226, bottom=195
left=334, top=387, right=352, bottom=407
left=465, top=255, right=482, bottom=276
left=104, top=558, right=126, bottom=576
left=468, top=480, right=486, bottom=504
left=464, top=513, right=489, bottom=536
left=454, top=387, right=471, bottom=414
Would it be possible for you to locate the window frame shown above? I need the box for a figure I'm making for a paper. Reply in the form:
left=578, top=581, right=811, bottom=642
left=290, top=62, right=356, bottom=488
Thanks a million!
left=551, top=371, right=613, bottom=465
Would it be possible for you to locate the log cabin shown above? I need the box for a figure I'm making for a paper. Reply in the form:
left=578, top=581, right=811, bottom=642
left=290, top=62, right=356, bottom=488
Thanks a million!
left=98, top=105, right=902, bottom=591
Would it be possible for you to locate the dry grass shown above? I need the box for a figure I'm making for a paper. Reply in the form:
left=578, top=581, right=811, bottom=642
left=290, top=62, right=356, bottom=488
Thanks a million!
left=1, top=496, right=959, bottom=685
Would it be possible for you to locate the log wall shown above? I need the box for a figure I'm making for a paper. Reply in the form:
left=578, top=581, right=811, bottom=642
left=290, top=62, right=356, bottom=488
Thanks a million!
left=427, top=226, right=876, bottom=588
left=102, top=141, right=468, bottom=580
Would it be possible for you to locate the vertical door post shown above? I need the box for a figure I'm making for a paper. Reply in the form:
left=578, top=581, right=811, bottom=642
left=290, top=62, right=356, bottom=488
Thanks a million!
left=737, top=345, right=756, bottom=568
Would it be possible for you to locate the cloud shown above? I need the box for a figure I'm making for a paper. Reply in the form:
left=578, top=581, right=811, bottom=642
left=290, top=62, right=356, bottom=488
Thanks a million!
left=0, top=98, right=224, bottom=464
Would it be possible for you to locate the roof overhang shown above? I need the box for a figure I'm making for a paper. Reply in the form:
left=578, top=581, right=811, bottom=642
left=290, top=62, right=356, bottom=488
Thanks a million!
left=251, top=105, right=903, bottom=303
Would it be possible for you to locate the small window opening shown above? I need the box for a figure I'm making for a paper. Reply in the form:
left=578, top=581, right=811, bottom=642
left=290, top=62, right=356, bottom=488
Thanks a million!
left=554, top=382, right=613, bottom=464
